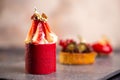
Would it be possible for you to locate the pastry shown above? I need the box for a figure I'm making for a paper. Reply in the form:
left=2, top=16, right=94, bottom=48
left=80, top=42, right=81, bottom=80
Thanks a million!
left=59, top=39, right=97, bottom=64
left=25, top=9, right=57, bottom=74
left=92, top=36, right=112, bottom=56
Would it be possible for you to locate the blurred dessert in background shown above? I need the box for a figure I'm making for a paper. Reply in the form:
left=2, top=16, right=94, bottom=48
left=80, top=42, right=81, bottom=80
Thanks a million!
left=92, top=36, right=113, bottom=56
left=59, top=37, right=97, bottom=65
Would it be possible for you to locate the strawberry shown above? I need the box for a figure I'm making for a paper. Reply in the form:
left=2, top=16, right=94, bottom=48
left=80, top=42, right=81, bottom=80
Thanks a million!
left=25, top=20, right=39, bottom=43
left=32, top=22, right=43, bottom=44
left=59, top=40, right=67, bottom=48
left=44, top=22, right=51, bottom=33
left=41, top=22, right=53, bottom=42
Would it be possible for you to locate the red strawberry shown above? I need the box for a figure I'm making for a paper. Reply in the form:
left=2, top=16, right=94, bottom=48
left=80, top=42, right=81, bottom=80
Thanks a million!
left=44, top=22, right=51, bottom=33
left=41, top=22, right=53, bottom=42
left=32, top=22, right=43, bottom=44
left=25, top=20, right=39, bottom=43
left=59, top=40, right=67, bottom=48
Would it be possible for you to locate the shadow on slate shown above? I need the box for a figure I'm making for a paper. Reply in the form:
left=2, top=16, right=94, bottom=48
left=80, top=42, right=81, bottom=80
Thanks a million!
left=100, top=70, right=120, bottom=80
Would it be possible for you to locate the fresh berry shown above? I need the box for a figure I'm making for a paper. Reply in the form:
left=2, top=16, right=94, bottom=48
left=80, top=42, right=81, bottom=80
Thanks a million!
left=59, top=40, right=67, bottom=48
left=59, top=39, right=93, bottom=53
left=42, top=22, right=53, bottom=42
left=25, top=20, right=39, bottom=43
left=32, top=22, right=43, bottom=44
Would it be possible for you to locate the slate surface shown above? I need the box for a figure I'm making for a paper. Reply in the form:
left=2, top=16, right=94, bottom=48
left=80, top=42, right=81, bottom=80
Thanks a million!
left=0, top=48, right=120, bottom=80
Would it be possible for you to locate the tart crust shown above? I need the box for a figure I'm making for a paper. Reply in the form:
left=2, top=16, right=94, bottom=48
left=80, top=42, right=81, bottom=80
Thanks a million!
left=59, top=52, right=97, bottom=64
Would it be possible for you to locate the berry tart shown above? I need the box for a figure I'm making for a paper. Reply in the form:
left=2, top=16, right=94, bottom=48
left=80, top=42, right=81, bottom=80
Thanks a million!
left=59, top=39, right=97, bottom=65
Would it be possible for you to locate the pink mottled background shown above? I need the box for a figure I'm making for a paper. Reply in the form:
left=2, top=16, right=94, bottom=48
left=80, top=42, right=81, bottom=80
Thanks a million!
left=0, top=0, right=120, bottom=49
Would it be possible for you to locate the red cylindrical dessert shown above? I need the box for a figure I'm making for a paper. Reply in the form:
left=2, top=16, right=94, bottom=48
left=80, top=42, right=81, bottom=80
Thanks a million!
left=25, top=43, right=56, bottom=74
left=25, top=9, right=57, bottom=74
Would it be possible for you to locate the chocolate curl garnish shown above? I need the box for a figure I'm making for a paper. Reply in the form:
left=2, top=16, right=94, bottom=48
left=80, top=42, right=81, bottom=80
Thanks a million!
left=31, top=8, right=48, bottom=22
left=41, top=13, right=48, bottom=21
left=31, top=8, right=40, bottom=20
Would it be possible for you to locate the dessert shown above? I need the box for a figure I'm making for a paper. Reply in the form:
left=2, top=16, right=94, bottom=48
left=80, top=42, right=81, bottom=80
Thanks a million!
left=25, top=9, right=57, bottom=74
left=92, top=36, right=112, bottom=56
left=59, top=38, right=97, bottom=65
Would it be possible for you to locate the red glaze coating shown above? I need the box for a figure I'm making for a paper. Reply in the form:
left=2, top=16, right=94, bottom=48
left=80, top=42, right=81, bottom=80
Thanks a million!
left=25, top=43, right=56, bottom=74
